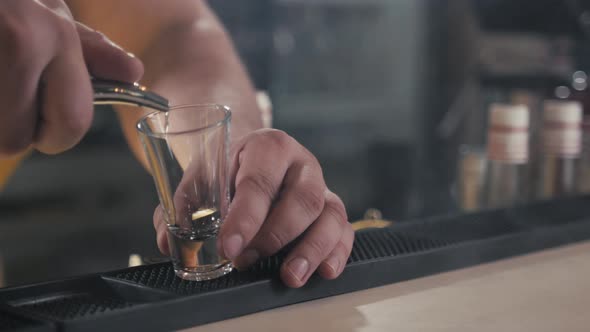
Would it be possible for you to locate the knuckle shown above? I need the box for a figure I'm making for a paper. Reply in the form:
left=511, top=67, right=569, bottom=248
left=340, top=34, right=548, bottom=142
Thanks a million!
left=302, top=147, right=321, bottom=165
left=294, top=185, right=325, bottom=219
left=53, top=16, right=78, bottom=44
left=0, top=17, right=33, bottom=60
left=260, top=129, right=294, bottom=151
left=237, top=173, right=276, bottom=203
left=323, top=196, right=348, bottom=223
left=300, top=154, right=324, bottom=181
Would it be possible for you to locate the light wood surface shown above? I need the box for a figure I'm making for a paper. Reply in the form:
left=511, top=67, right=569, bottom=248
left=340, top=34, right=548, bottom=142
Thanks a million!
left=186, top=241, right=590, bottom=332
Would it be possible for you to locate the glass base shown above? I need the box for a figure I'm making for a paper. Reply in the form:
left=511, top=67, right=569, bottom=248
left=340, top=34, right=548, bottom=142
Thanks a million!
left=173, top=261, right=233, bottom=281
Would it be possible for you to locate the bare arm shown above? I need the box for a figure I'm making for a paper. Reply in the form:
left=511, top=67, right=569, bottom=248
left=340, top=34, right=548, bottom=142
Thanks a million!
left=69, top=0, right=262, bottom=167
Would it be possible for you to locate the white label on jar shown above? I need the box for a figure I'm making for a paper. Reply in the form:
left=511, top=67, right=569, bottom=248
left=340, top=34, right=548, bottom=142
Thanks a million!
left=543, top=124, right=581, bottom=157
left=488, top=130, right=529, bottom=163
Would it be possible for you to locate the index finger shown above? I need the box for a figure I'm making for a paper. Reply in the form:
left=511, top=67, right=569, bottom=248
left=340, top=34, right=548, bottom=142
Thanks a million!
left=217, top=134, right=292, bottom=260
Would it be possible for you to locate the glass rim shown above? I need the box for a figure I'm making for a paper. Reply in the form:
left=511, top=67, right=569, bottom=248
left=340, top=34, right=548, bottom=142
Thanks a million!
left=136, top=104, right=231, bottom=138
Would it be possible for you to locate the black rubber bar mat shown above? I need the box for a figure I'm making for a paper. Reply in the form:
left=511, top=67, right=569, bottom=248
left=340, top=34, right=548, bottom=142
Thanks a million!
left=0, top=196, right=589, bottom=331
left=0, top=305, right=53, bottom=332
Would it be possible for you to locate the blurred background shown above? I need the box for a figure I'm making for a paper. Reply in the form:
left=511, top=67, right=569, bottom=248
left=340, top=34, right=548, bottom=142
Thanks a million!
left=1, top=0, right=590, bottom=286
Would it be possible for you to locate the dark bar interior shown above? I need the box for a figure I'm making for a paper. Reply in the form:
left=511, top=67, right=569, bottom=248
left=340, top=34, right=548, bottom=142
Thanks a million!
left=1, top=0, right=590, bottom=331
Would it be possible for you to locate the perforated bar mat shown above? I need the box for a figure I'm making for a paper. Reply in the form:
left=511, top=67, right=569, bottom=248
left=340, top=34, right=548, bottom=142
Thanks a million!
left=1, top=196, right=590, bottom=331
left=0, top=305, right=53, bottom=332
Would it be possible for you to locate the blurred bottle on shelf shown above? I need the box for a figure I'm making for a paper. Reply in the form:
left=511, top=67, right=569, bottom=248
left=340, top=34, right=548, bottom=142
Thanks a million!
left=536, top=101, right=582, bottom=199
left=577, top=117, right=590, bottom=193
left=509, top=90, right=543, bottom=194
left=481, top=104, right=530, bottom=209
left=549, top=68, right=590, bottom=194
left=456, top=145, right=487, bottom=212
left=510, top=90, right=542, bottom=140
left=568, top=71, right=590, bottom=115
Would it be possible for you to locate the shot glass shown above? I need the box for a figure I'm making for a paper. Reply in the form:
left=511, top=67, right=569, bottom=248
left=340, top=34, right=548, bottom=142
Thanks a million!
left=137, top=104, right=232, bottom=281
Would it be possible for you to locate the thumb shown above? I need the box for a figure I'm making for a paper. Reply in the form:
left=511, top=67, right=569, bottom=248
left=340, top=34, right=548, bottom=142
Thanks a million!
left=76, top=22, right=144, bottom=83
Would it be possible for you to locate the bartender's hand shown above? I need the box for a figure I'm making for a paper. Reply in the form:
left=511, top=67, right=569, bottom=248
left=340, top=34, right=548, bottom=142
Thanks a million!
left=0, top=0, right=142, bottom=157
left=154, top=129, right=354, bottom=288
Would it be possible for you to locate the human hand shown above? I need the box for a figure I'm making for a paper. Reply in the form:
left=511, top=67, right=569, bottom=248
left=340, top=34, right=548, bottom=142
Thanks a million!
left=154, top=129, right=354, bottom=288
left=0, top=0, right=143, bottom=157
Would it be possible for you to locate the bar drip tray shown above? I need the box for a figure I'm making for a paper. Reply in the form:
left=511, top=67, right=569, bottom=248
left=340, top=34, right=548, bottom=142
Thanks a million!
left=1, top=196, right=590, bottom=331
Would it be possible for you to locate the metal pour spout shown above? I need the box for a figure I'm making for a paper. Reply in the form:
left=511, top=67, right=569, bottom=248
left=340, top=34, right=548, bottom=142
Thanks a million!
left=92, top=78, right=169, bottom=112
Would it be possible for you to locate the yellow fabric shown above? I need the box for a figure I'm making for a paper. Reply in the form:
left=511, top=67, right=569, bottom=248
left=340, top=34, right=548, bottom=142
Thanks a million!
left=0, top=150, right=30, bottom=191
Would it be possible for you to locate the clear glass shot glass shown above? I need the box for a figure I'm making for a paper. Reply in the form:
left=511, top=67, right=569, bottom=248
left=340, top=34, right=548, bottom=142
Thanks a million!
left=137, top=104, right=232, bottom=281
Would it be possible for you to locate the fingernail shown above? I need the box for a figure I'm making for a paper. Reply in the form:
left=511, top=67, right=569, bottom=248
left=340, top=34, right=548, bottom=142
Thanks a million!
left=287, top=257, right=309, bottom=281
left=325, top=256, right=340, bottom=274
left=223, top=234, right=243, bottom=259
left=236, top=249, right=259, bottom=270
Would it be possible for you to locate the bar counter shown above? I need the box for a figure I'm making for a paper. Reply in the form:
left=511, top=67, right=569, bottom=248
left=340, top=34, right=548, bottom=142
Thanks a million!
left=190, top=241, right=590, bottom=331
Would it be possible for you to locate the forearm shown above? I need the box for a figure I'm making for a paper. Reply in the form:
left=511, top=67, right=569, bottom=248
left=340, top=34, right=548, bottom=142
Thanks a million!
left=69, top=0, right=262, bottom=168
left=118, top=4, right=262, bottom=167
left=144, top=7, right=261, bottom=134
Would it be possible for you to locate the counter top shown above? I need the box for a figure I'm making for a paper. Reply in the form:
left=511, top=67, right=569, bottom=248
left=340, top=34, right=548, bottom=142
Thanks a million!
left=187, top=241, right=590, bottom=332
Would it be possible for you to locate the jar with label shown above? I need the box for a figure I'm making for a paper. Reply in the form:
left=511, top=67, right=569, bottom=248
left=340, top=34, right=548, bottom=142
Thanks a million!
left=482, top=103, right=530, bottom=208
